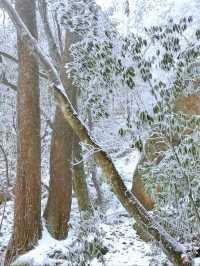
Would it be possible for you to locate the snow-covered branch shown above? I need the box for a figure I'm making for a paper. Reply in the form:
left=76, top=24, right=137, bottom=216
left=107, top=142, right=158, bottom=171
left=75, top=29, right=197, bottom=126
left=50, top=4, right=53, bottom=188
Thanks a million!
left=0, top=0, right=192, bottom=264
left=38, top=0, right=62, bottom=68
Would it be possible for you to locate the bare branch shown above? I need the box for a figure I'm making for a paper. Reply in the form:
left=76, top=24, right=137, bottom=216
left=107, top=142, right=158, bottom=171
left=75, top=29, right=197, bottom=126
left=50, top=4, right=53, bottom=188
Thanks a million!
left=0, top=50, right=48, bottom=80
left=0, top=79, right=17, bottom=91
left=0, top=0, right=191, bottom=264
left=0, top=144, right=10, bottom=187
left=38, top=0, right=61, bottom=68
left=39, top=71, right=48, bottom=80
left=54, top=8, right=64, bottom=57
left=0, top=201, right=6, bottom=233
left=0, top=0, right=61, bottom=83
left=0, top=72, right=17, bottom=91
left=0, top=51, right=18, bottom=63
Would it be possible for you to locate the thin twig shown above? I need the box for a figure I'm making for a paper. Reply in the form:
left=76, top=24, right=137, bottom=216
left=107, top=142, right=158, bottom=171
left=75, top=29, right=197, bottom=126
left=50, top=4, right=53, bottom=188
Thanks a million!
left=0, top=201, right=6, bottom=234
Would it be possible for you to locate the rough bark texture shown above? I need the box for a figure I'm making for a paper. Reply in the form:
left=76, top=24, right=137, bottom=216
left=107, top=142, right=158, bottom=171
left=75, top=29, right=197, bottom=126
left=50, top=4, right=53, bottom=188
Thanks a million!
left=73, top=97, right=92, bottom=213
left=43, top=34, right=73, bottom=240
left=44, top=108, right=73, bottom=239
left=174, top=94, right=200, bottom=115
left=1, top=3, right=191, bottom=263
left=44, top=29, right=92, bottom=237
left=4, top=0, right=41, bottom=264
left=54, top=88, right=189, bottom=266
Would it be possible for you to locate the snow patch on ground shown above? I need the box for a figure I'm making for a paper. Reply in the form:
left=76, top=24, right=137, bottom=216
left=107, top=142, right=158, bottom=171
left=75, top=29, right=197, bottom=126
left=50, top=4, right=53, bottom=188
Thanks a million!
left=0, top=150, right=165, bottom=266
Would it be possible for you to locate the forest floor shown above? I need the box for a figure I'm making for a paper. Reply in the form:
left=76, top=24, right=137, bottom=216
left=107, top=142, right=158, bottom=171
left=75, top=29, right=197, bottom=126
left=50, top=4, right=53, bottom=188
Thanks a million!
left=0, top=150, right=166, bottom=266
left=0, top=196, right=165, bottom=266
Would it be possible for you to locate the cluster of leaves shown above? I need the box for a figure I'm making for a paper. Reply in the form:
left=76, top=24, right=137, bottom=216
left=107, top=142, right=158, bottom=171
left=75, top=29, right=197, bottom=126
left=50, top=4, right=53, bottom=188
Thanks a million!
left=70, top=28, right=151, bottom=122
left=63, top=0, right=200, bottom=243
left=131, top=18, right=200, bottom=243
left=60, top=0, right=110, bottom=36
left=67, top=216, right=107, bottom=266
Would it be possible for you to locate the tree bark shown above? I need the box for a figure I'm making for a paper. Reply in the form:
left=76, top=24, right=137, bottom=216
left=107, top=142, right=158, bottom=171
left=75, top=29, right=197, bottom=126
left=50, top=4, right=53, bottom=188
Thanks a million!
left=131, top=131, right=173, bottom=210
left=87, top=109, right=103, bottom=206
left=54, top=90, right=190, bottom=266
left=43, top=33, right=73, bottom=240
left=44, top=28, right=92, bottom=237
left=71, top=46, right=92, bottom=213
left=4, top=0, right=41, bottom=264
left=131, top=93, right=200, bottom=211
left=73, top=133, right=92, bottom=213
left=43, top=108, right=73, bottom=239
left=131, top=171, right=155, bottom=210
left=1, top=3, right=191, bottom=264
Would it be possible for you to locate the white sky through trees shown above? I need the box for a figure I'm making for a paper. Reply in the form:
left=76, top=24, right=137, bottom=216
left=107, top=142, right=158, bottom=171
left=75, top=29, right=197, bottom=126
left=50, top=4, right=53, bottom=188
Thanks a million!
left=96, top=0, right=114, bottom=10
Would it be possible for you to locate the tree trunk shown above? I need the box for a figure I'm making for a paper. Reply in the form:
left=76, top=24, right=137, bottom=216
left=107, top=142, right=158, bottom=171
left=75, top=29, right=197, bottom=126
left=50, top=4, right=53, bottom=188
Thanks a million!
left=73, top=133, right=92, bottom=214
left=87, top=109, right=103, bottom=206
left=131, top=172, right=155, bottom=210
left=2, top=4, right=191, bottom=263
left=131, top=132, right=169, bottom=211
left=44, top=31, right=89, bottom=238
left=44, top=108, right=73, bottom=239
left=43, top=35, right=73, bottom=238
left=4, top=0, right=41, bottom=264
left=51, top=83, right=189, bottom=265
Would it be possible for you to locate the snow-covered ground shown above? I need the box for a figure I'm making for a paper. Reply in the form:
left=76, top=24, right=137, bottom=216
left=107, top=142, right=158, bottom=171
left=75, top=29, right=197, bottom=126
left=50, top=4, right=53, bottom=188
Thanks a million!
left=0, top=150, right=166, bottom=266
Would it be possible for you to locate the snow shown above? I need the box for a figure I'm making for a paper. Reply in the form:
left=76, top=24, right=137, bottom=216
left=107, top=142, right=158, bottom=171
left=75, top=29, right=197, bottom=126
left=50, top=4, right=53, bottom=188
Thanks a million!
left=193, top=258, right=200, bottom=266
left=11, top=202, right=162, bottom=266
left=96, top=0, right=114, bottom=10
left=113, top=150, right=141, bottom=190
left=1, top=0, right=199, bottom=265
left=95, top=213, right=153, bottom=266
left=0, top=150, right=166, bottom=266
left=13, top=228, right=74, bottom=265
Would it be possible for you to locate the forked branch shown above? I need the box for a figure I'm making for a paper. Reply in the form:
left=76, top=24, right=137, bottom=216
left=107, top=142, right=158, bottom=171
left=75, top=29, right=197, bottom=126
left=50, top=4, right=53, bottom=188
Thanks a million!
left=38, top=0, right=62, bottom=68
left=0, top=0, right=192, bottom=265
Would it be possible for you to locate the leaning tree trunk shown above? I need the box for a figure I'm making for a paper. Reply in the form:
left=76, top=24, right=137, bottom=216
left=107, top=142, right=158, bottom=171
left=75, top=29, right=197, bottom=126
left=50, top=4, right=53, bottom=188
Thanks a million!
left=4, top=0, right=41, bottom=264
left=55, top=92, right=190, bottom=266
left=2, top=3, right=191, bottom=264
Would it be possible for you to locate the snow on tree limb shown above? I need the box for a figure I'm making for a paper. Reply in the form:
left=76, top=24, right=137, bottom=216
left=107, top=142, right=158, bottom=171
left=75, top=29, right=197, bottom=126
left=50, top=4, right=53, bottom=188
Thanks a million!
left=0, top=0, right=192, bottom=265
left=38, top=0, right=62, bottom=68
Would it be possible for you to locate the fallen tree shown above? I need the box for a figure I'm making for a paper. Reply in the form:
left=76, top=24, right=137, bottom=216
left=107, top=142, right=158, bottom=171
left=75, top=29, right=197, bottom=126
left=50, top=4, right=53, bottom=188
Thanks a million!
left=0, top=0, right=192, bottom=265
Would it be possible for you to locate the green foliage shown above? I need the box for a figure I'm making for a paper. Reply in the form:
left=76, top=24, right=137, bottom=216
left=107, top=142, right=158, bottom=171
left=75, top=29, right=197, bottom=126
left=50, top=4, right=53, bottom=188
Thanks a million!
left=67, top=7, right=200, bottom=243
left=67, top=216, right=107, bottom=266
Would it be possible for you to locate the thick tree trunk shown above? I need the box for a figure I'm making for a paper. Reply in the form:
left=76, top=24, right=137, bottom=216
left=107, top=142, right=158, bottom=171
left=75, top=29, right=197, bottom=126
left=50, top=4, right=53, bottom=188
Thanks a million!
left=2, top=4, right=191, bottom=264
left=53, top=86, right=190, bottom=266
left=44, top=108, right=73, bottom=239
left=44, top=31, right=91, bottom=238
left=44, top=34, right=73, bottom=238
left=4, top=0, right=41, bottom=264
